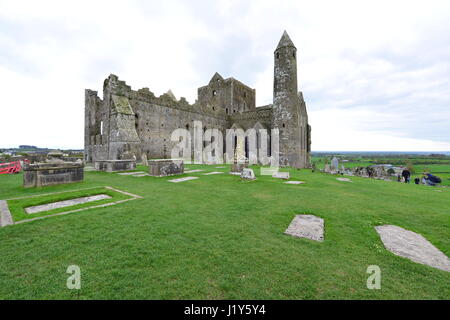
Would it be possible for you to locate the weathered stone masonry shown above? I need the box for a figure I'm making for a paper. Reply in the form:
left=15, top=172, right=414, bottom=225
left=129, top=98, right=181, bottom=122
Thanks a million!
left=85, top=31, right=311, bottom=168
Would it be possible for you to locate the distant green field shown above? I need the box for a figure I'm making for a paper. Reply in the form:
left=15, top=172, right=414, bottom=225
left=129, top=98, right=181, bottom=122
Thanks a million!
left=0, top=164, right=449, bottom=300
left=312, top=157, right=450, bottom=186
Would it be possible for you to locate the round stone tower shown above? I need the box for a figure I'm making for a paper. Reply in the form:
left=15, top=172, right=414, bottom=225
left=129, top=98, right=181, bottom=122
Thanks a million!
left=272, top=31, right=310, bottom=168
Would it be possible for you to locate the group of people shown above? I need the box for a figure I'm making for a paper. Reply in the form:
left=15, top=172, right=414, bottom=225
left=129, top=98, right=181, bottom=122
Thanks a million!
left=399, top=169, right=441, bottom=186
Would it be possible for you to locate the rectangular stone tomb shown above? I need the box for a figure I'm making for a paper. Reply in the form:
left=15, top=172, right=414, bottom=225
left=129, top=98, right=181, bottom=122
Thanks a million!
left=117, top=171, right=145, bottom=175
left=273, top=172, right=290, bottom=179
left=23, top=163, right=84, bottom=188
left=284, top=215, right=324, bottom=241
left=202, top=172, right=224, bottom=175
left=185, top=169, right=204, bottom=173
left=132, top=174, right=150, bottom=177
left=284, top=181, right=305, bottom=185
left=94, top=160, right=136, bottom=172
left=25, top=194, right=112, bottom=214
left=148, top=159, right=184, bottom=177
left=168, top=176, right=198, bottom=183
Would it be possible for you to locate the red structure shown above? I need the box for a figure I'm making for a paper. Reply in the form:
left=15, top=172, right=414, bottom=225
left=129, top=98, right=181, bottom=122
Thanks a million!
left=0, top=160, right=30, bottom=174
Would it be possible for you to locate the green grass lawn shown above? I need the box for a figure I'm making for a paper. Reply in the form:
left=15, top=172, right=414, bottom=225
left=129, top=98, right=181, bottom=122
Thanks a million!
left=0, top=165, right=449, bottom=299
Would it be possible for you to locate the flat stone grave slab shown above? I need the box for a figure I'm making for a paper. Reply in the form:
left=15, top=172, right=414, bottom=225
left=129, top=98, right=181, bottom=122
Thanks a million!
left=133, top=173, right=150, bottom=177
left=215, top=166, right=226, bottom=168
left=185, top=169, right=204, bottom=173
left=25, top=194, right=112, bottom=214
left=168, top=176, right=199, bottom=183
left=117, top=171, right=145, bottom=175
left=0, top=200, right=13, bottom=227
left=284, top=215, right=324, bottom=241
left=203, top=172, right=224, bottom=175
left=337, top=177, right=352, bottom=182
left=229, top=172, right=241, bottom=176
left=284, top=181, right=305, bottom=185
left=273, top=172, right=290, bottom=179
left=375, top=225, right=450, bottom=272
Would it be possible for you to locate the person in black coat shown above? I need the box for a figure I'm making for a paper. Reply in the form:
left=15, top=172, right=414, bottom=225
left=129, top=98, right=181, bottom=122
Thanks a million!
left=402, top=169, right=411, bottom=183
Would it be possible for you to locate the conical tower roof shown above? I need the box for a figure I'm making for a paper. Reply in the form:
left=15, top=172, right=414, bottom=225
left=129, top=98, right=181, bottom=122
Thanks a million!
left=276, top=30, right=296, bottom=49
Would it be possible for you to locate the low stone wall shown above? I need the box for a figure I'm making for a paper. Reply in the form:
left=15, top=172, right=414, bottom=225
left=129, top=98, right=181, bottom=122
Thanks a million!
left=23, top=163, right=84, bottom=188
left=94, top=160, right=136, bottom=172
left=148, top=159, right=184, bottom=177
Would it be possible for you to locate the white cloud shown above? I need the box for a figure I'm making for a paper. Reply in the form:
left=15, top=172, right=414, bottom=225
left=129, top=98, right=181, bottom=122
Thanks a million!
left=0, top=0, right=449, bottom=151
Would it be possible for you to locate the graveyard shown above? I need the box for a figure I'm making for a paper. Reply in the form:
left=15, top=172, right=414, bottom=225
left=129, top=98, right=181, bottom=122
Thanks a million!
left=0, top=162, right=448, bottom=299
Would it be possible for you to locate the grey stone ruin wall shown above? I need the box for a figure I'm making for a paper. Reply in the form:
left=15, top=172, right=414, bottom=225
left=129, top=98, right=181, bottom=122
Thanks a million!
left=197, top=73, right=256, bottom=115
left=23, top=163, right=84, bottom=188
left=85, top=89, right=108, bottom=162
left=85, top=32, right=311, bottom=168
left=86, top=74, right=231, bottom=162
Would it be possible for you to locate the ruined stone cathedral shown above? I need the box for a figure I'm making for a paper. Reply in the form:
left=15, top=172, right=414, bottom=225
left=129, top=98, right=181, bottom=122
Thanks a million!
left=85, top=31, right=311, bottom=168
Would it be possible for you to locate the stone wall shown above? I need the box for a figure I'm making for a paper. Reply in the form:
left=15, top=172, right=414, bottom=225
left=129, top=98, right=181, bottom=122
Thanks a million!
left=148, top=159, right=184, bottom=177
left=23, top=163, right=84, bottom=188
left=85, top=31, right=312, bottom=168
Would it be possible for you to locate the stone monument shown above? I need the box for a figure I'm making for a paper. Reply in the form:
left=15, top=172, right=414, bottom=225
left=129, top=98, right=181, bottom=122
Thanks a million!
left=230, top=139, right=248, bottom=173
left=94, top=159, right=136, bottom=172
left=141, top=153, right=148, bottom=166
left=240, top=168, right=256, bottom=180
left=331, top=157, right=339, bottom=172
left=23, top=150, right=84, bottom=188
left=148, top=159, right=184, bottom=177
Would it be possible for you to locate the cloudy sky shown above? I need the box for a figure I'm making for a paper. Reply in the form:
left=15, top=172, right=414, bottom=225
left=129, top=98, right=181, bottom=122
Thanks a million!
left=1, top=0, right=449, bottom=151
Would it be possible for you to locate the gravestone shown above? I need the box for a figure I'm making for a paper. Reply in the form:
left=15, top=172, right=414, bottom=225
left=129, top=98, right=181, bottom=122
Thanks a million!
left=376, top=225, right=450, bottom=272
left=23, top=151, right=84, bottom=188
left=148, top=159, right=184, bottom=177
left=117, top=171, right=145, bottom=175
left=25, top=194, right=112, bottom=214
left=141, top=153, right=148, bottom=166
left=284, top=215, right=324, bottom=241
left=331, top=157, right=339, bottom=172
left=284, top=181, right=305, bottom=185
left=336, top=177, right=352, bottom=182
left=95, top=160, right=136, bottom=172
left=230, top=139, right=248, bottom=173
left=272, top=172, right=290, bottom=180
left=240, top=168, right=256, bottom=180
left=168, top=176, right=198, bottom=183
left=185, top=169, right=204, bottom=173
